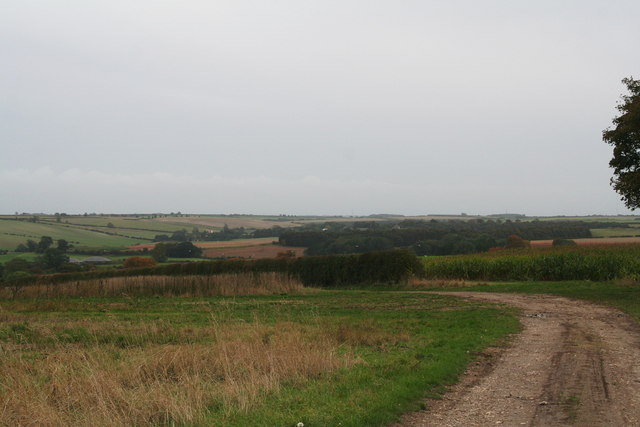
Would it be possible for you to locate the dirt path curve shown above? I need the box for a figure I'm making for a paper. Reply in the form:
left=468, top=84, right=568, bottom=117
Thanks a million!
left=396, top=292, right=640, bottom=426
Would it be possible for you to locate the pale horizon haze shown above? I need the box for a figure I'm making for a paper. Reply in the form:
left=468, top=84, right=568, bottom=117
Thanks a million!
left=2, top=1, right=639, bottom=216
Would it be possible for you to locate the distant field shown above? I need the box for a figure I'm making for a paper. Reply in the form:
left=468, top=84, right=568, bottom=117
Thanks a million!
left=0, top=252, right=38, bottom=263
left=531, top=236, right=640, bottom=247
left=196, top=237, right=277, bottom=248
left=42, top=216, right=195, bottom=233
left=535, top=215, right=640, bottom=223
left=0, top=215, right=270, bottom=251
left=128, top=237, right=277, bottom=250
left=127, top=237, right=300, bottom=259
left=202, top=245, right=305, bottom=259
left=155, top=215, right=302, bottom=229
left=5, top=213, right=640, bottom=253
left=0, top=219, right=143, bottom=249
left=590, top=228, right=640, bottom=237
left=154, top=214, right=407, bottom=229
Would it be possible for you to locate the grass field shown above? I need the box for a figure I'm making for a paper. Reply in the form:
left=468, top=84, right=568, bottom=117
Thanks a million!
left=0, top=216, right=288, bottom=252
left=426, top=280, right=640, bottom=322
left=590, top=228, right=640, bottom=237
left=0, top=284, right=519, bottom=426
left=0, top=252, right=38, bottom=264
left=0, top=219, right=143, bottom=249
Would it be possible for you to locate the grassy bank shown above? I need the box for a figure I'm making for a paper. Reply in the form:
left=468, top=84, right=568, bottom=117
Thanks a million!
left=0, top=289, right=518, bottom=426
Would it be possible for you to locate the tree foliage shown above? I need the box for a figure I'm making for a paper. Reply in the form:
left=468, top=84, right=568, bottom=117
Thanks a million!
left=604, top=77, right=640, bottom=209
left=151, top=243, right=168, bottom=263
left=40, top=248, right=70, bottom=270
left=36, top=236, right=54, bottom=253
left=280, top=220, right=591, bottom=256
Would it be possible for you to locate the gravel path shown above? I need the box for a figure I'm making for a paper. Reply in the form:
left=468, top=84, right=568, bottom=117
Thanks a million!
left=395, top=292, right=640, bottom=426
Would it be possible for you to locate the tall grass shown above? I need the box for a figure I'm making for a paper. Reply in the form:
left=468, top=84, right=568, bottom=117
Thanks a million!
left=2, top=272, right=303, bottom=299
left=0, top=291, right=520, bottom=426
left=0, top=318, right=354, bottom=426
left=422, top=244, right=640, bottom=281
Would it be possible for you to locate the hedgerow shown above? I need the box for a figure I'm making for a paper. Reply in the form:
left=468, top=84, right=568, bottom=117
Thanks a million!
left=3, top=250, right=423, bottom=289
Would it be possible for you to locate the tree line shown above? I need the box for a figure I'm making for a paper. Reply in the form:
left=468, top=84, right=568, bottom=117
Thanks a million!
left=279, top=220, right=598, bottom=256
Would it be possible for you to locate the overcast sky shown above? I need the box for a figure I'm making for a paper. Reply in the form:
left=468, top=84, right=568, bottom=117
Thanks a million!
left=2, top=1, right=639, bottom=216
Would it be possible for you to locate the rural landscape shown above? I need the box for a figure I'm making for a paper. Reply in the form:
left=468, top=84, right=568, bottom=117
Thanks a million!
left=3, top=1, right=640, bottom=426
left=2, top=212, right=640, bottom=425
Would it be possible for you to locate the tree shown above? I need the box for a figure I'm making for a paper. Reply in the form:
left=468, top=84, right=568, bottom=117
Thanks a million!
left=56, top=239, right=72, bottom=252
left=36, top=236, right=54, bottom=253
left=165, top=242, right=202, bottom=258
left=604, top=77, right=640, bottom=209
left=26, top=239, right=37, bottom=252
left=151, top=243, right=168, bottom=263
left=40, top=248, right=69, bottom=270
left=15, top=243, right=29, bottom=253
left=504, top=234, right=530, bottom=249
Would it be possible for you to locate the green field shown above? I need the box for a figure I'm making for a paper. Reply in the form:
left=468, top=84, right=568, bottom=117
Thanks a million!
left=590, top=227, right=640, bottom=237
left=432, top=280, right=640, bottom=322
left=0, top=219, right=144, bottom=249
left=0, top=288, right=518, bottom=426
left=0, top=252, right=38, bottom=264
left=421, top=244, right=640, bottom=281
left=0, top=215, right=230, bottom=251
left=0, top=214, right=299, bottom=251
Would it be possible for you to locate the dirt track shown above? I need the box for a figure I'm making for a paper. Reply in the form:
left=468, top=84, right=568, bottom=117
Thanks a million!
left=397, top=293, right=640, bottom=426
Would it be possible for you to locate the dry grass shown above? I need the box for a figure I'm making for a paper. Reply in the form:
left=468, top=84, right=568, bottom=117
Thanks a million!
left=3, top=272, right=303, bottom=299
left=0, top=318, right=355, bottom=426
left=331, top=319, right=410, bottom=350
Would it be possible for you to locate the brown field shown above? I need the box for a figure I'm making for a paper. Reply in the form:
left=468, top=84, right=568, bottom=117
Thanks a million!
left=531, top=236, right=640, bottom=247
left=129, top=238, right=279, bottom=251
left=154, top=216, right=300, bottom=229
left=152, top=215, right=406, bottom=230
left=202, top=245, right=305, bottom=259
left=195, top=237, right=276, bottom=248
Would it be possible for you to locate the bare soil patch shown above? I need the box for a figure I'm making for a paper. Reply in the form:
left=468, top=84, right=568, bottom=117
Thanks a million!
left=128, top=238, right=278, bottom=251
left=396, top=293, right=640, bottom=426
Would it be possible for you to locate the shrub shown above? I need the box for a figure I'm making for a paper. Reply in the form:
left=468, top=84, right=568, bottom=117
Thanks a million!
left=504, top=235, right=530, bottom=249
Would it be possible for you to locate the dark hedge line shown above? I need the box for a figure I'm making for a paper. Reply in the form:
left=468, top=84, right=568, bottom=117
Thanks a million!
left=4, top=250, right=423, bottom=289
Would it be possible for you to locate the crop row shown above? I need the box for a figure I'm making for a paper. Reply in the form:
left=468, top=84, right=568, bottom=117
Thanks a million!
left=422, top=245, right=640, bottom=281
